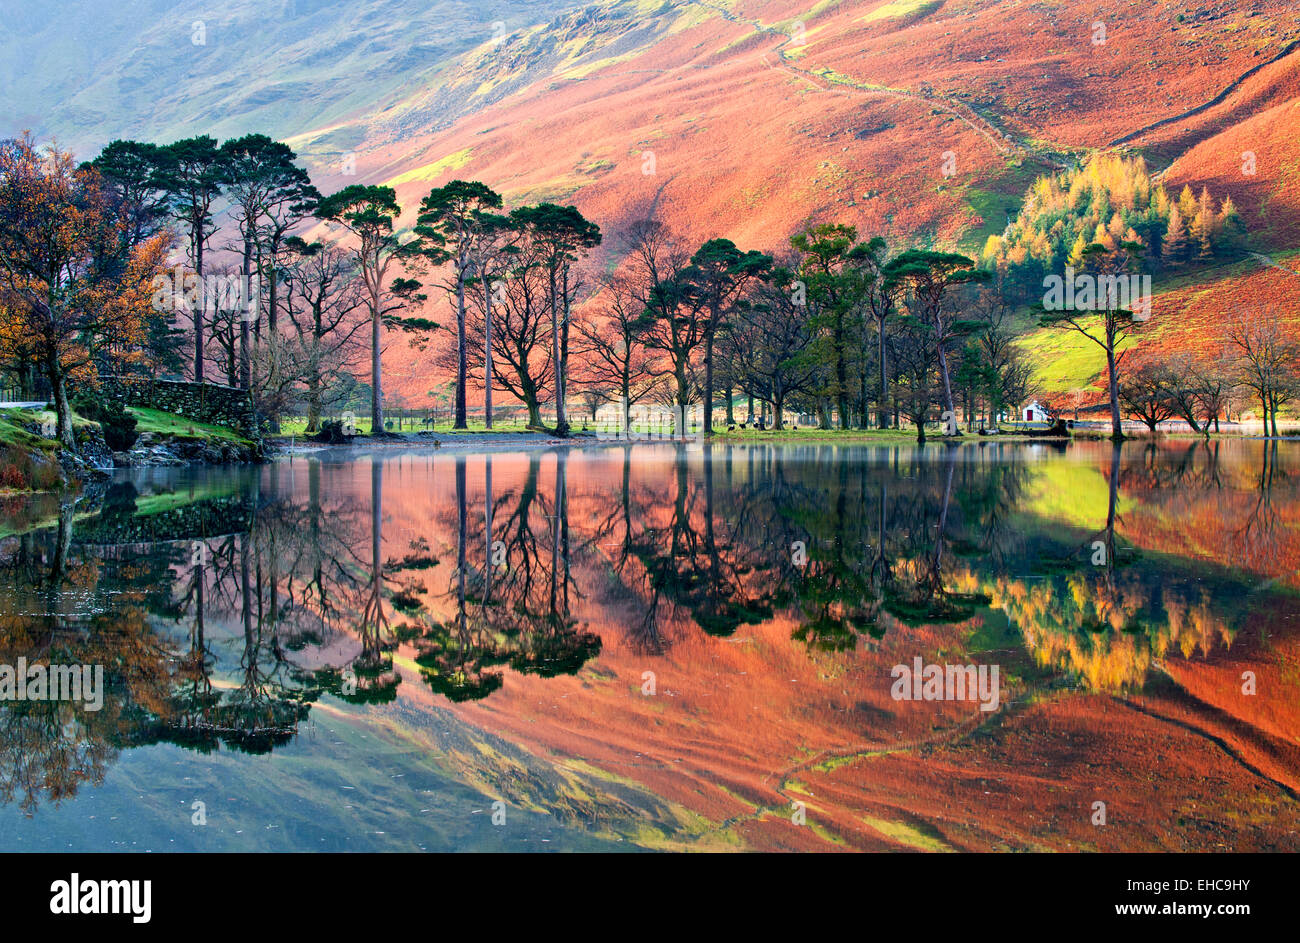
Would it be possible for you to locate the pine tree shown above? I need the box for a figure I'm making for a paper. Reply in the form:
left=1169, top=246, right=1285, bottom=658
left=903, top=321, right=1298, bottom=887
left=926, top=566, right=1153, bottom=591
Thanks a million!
left=1194, top=207, right=1214, bottom=261
left=1068, top=233, right=1089, bottom=267
left=1163, top=205, right=1188, bottom=266
left=1218, top=197, right=1248, bottom=255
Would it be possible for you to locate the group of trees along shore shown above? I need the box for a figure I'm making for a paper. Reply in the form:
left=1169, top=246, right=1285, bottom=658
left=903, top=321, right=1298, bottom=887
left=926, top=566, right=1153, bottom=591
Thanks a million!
left=1, top=137, right=1291, bottom=448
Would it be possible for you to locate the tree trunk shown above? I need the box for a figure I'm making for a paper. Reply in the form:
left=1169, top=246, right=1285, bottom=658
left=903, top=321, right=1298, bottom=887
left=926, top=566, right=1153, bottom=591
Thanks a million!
left=264, top=252, right=280, bottom=433
left=620, top=369, right=632, bottom=437
left=560, top=271, right=573, bottom=434
left=483, top=271, right=493, bottom=430
left=455, top=259, right=467, bottom=429
left=306, top=365, right=322, bottom=434
left=858, top=317, right=872, bottom=430
left=675, top=362, right=690, bottom=409
left=936, top=333, right=957, bottom=435
left=877, top=318, right=890, bottom=429
left=371, top=282, right=383, bottom=434
left=1106, top=345, right=1123, bottom=439
left=836, top=323, right=849, bottom=430
left=703, top=329, right=715, bottom=436
left=48, top=357, right=75, bottom=452
left=194, top=220, right=205, bottom=384
left=240, top=240, right=252, bottom=389
left=549, top=269, right=567, bottom=434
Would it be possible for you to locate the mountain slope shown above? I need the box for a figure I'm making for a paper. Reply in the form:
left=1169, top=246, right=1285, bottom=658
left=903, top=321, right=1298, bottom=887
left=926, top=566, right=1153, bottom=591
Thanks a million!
left=0, top=0, right=582, bottom=155
left=6, top=0, right=1297, bottom=407
left=329, top=0, right=1298, bottom=403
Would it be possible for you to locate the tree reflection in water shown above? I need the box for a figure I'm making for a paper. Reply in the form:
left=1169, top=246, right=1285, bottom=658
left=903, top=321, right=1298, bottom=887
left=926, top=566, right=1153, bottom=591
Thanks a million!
left=0, top=438, right=1295, bottom=813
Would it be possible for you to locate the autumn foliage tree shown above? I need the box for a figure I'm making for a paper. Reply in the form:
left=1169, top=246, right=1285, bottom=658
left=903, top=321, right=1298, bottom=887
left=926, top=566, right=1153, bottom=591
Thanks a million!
left=983, top=154, right=1247, bottom=300
left=0, top=135, right=170, bottom=450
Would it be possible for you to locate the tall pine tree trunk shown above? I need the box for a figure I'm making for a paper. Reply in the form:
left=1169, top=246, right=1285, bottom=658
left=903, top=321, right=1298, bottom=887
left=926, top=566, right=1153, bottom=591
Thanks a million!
left=371, top=281, right=383, bottom=434
left=483, top=272, right=493, bottom=430
left=1106, top=345, right=1123, bottom=439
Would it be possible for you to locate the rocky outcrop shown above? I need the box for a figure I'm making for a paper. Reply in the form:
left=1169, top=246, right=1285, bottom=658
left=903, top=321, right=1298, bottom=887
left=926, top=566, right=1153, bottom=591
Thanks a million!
left=10, top=416, right=114, bottom=486
left=70, top=423, right=114, bottom=472
left=112, top=432, right=261, bottom=467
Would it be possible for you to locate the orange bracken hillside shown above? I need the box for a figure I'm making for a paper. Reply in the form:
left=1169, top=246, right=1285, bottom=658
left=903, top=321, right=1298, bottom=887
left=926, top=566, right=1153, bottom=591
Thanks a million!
left=280, top=0, right=1300, bottom=405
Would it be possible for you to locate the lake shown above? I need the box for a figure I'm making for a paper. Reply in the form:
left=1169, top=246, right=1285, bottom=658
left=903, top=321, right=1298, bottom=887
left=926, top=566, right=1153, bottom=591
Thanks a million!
left=1, top=438, right=1297, bottom=851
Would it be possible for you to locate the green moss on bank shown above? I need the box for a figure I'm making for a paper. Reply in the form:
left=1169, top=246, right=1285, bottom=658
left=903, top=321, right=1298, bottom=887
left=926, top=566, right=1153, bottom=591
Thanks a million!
left=128, top=406, right=255, bottom=446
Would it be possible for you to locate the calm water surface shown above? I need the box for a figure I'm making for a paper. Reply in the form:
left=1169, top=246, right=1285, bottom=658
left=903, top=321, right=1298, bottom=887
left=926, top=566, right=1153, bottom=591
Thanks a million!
left=1, top=439, right=1297, bottom=851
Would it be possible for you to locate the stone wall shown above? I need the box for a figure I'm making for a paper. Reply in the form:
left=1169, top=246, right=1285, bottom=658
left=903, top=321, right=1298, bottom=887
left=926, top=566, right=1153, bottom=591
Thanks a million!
left=100, top=376, right=258, bottom=439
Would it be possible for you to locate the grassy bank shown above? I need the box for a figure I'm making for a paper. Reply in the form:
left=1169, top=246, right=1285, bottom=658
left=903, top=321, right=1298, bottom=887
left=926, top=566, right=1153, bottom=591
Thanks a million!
left=0, top=408, right=88, bottom=492
left=0, top=404, right=254, bottom=493
left=128, top=406, right=256, bottom=446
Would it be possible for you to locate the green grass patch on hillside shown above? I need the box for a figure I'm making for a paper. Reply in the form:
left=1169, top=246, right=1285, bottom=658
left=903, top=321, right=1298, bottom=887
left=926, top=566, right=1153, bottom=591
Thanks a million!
left=956, top=167, right=1040, bottom=254
left=129, top=407, right=253, bottom=445
left=0, top=409, right=65, bottom=492
left=1014, top=319, right=1135, bottom=396
left=860, top=0, right=942, bottom=23
left=0, top=409, right=59, bottom=454
left=385, top=147, right=475, bottom=187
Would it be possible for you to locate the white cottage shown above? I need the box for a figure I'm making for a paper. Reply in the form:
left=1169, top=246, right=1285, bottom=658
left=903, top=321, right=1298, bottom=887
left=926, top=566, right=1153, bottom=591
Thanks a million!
left=1022, top=400, right=1050, bottom=423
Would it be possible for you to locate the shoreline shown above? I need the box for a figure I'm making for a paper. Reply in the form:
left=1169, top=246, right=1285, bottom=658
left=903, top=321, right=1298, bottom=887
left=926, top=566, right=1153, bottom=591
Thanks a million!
left=264, top=429, right=1300, bottom=458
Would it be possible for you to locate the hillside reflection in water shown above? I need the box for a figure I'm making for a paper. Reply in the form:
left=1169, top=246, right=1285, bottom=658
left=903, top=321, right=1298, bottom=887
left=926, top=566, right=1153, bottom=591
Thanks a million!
left=0, top=439, right=1297, bottom=851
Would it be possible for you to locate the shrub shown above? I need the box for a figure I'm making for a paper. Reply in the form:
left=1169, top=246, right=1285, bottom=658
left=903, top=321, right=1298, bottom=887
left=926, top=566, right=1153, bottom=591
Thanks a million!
left=313, top=419, right=351, bottom=444
left=0, top=444, right=63, bottom=491
left=71, top=392, right=138, bottom=450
